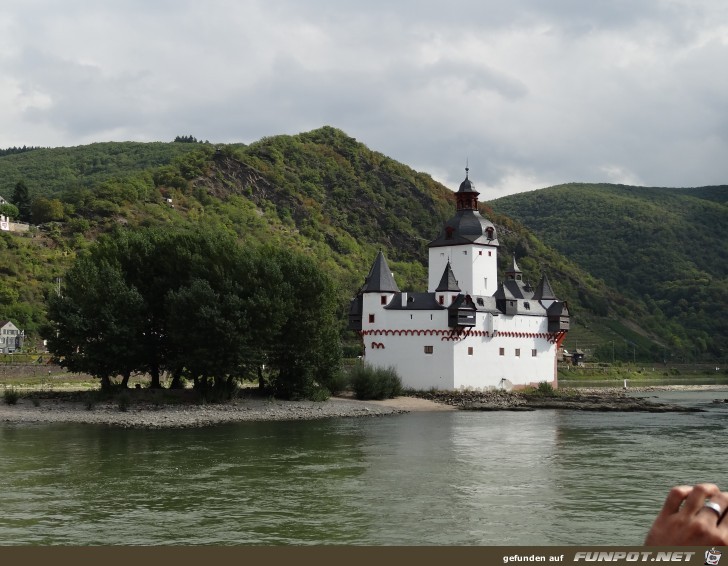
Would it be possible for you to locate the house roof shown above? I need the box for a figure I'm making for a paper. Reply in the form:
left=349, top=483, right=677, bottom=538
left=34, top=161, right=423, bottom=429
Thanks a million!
left=360, top=251, right=400, bottom=293
left=428, top=170, right=499, bottom=248
left=435, top=261, right=461, bottom=292
left=428, top=209, right=499, bottom=248
left=385, top=292, right=445, bottom=311
left=532, top=273, right=557, bottom=301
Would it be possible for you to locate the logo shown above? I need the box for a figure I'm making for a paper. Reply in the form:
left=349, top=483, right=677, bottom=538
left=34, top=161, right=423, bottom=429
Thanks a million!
left=706, top=548, right=722, bottom=566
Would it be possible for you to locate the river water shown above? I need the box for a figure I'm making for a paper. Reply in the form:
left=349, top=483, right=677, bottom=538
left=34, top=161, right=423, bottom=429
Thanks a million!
left=1, top=390, right=727, bottom=546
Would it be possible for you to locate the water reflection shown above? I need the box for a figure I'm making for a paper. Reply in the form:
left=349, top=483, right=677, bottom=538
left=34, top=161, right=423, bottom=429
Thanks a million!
left=2, top=394, right=728, bottom=545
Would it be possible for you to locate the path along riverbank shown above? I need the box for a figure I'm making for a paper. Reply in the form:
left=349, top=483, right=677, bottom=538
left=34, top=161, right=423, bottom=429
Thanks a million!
left=1, top=384, right=725, bottom=428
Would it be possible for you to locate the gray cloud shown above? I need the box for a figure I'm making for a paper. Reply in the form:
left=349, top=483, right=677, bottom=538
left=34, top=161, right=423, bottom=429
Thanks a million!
left=1, top=0, right=726, bottom=198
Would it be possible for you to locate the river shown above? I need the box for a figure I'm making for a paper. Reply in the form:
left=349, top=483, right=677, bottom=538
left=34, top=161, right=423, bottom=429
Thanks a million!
left=1, top=389, right=727, bottom=545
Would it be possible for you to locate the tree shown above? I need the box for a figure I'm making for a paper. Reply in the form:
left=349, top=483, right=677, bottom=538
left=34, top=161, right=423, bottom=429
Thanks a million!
left=11, top=180, right=31, bottom=222
left=45, top=258, right=146, bottom=389
left=0, top=202, right=19, bottom=219
left=44, top=225, right=342, bottom=396
left=264, top=247, right=342, bottom=398
left=31, top=196, right=65, bottom=223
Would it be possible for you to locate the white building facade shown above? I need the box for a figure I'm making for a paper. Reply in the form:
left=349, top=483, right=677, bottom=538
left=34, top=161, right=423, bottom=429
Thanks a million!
left=348, top=170, right=570, bottom=391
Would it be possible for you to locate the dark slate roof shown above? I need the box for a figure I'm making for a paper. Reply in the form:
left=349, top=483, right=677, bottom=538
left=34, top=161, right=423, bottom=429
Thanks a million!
left=532, top=274, right=557, bottom=301
left=493, top=280, right=528, bottom=300
left=429, top=169, right=499, bottom=248
left=547, top=301, right=570, bottom=316
left=385, top=292, right=446, bottom=310
left=506, top=254, right=522, bottom=276
left=360, top=251, right=400, bottom=293
left=457, top=171, right=478, bottom=193
left=428, top=210, right=499, bottom=247
left=435, top=262, right=461, bottom=292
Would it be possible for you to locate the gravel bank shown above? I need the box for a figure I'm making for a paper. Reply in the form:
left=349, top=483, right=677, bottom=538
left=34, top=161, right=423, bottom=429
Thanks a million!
left=0, top=395, right=424, bottom=428
left=2, top=383, right=720, bottom=428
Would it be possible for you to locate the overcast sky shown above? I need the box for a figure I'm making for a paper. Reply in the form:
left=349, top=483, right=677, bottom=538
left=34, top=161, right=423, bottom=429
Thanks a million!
left=1, top=1, right=726, bottom=200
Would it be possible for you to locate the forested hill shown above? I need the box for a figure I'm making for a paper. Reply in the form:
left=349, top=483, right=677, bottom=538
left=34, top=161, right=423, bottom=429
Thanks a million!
left=0, top=127, right=724, bottom=362
left=490, top=183, right=728, bottom=361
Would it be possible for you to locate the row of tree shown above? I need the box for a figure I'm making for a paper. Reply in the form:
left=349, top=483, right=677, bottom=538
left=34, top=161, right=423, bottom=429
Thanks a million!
left=45, top=226, right=342, bottom=398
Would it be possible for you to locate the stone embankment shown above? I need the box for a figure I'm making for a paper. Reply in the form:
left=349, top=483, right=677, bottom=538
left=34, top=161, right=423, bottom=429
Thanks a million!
left=413, top=389, right=703, bottom=413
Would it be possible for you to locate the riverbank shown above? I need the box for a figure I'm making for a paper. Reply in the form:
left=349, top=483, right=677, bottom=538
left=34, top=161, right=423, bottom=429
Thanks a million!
left=2, top=384, right=721, bottom=427
left=0, top=391, right=428, bottom=428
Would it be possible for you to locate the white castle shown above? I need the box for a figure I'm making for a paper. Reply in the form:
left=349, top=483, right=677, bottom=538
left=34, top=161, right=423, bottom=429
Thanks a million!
left=348, top=169, right=570, bottom=391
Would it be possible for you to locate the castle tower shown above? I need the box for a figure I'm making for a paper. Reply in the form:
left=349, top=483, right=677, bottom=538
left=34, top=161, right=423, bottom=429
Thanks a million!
left=427, top=169, right=499, bottom=296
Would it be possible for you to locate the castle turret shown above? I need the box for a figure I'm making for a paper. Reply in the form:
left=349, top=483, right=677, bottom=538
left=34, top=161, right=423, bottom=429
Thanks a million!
left=348, top=251, right=399, bottom=331
left=428, top=169, right=498, bottom=296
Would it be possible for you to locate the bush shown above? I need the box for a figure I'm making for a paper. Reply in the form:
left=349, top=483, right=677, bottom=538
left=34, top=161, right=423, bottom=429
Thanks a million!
left=350, top=364, right=402, bottom=400
left=3, top=388, right=20, bottom=405
left=320, top=370, right=348, bottom=396
left=537, top=381, right=555, bottom=396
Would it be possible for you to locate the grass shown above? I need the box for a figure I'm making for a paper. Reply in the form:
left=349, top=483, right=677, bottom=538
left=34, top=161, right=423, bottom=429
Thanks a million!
left=558, top=363, right=728, bottom=387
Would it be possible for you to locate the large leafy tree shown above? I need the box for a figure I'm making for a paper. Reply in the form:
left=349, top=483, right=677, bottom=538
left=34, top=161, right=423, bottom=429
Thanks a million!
left=45, top=225, right=342, bottom=396
left=11, top=180, right=31, bottom=222
left=265, top=247, right=342, bottom=398
left=46, top=258, right=146, bottom=389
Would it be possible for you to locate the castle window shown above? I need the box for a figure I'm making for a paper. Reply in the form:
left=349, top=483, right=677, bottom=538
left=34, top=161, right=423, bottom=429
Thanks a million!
left=488, top=251, right=492, bottom=257
left=532, top=349, right=537, bottom=357
left=515, top=349, right=521, bottom=357
left=424, top=346, right=434, bottom=354
left=468, top=347, right=473, bottom=356
left=524, top=302, right=530, bottom=310
left=439, top=295, right=444, bottom=305
left=368, top=314, right=375, bottom=323
left=380, top=296, right=387, bottom=305
left=499, top=348, right=505, bottom=356
left=463, top=250, right=467, bottom=255
left=476, top=298, right=484, bottom=306
left=479, top=251, right=483, bottom=256
left=452, top=295, right=458, bottom=303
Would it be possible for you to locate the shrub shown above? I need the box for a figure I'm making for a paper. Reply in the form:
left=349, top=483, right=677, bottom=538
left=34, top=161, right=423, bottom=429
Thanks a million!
left=537, top=381, right=555, bottom=396
left=3, top=389, right=20, bottom=405
left=350, top=364, right=402, bottom=400
left=320, top=370, right=348, bottom=396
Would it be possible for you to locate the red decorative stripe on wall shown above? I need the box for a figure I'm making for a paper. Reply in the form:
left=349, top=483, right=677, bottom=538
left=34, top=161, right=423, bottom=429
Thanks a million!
left=359, top=329, right=556, bottom=341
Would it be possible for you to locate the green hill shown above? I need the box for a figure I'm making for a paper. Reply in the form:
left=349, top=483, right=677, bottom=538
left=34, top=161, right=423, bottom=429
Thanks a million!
left=0, top=141, right=205, bottom=199
left=1, top=129, right=724, bottom=363
left=490, top=183, right=728, bottom=362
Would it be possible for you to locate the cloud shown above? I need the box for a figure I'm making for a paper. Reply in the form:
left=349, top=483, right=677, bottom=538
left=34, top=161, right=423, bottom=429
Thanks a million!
left=0, top=0, right=726, bottom=196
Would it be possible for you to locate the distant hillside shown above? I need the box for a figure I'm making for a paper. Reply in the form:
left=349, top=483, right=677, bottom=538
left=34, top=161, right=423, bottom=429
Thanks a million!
left=490, top=183, right=728, bottom=361
left=0, top=141, right=206, bottom=198
left=1, top=129, right=723, bottom=362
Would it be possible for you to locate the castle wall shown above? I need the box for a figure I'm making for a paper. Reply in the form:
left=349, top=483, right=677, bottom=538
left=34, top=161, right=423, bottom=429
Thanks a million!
left=428, top=244, right=498, bottom=296
left=361, top=299, right=558, bottom=391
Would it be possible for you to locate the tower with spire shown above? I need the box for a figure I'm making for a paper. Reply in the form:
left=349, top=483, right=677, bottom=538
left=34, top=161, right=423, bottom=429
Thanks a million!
left=348, top=168, right=569, bottom=391
left=428, top=168, right=499, bottom=296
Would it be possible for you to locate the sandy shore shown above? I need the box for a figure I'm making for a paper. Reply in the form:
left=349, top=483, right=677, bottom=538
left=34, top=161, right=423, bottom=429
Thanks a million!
left=0, top=393, right=454, bottom=428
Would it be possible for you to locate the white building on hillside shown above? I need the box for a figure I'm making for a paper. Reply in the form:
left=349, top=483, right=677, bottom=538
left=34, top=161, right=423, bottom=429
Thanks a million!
left=348, top=169, right=570, bottom=391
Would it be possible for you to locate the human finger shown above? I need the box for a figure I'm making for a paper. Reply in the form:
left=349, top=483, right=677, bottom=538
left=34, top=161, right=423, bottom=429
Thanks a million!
left=701, top=492, right=728, bottom=524
left=683, top=483, right=721, bottom=515
left=658, top=485, right=693, bottom=516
